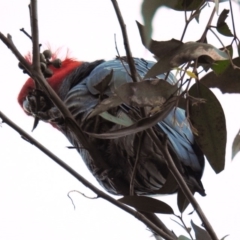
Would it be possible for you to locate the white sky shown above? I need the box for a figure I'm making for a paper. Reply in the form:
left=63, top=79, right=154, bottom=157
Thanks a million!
left=0, top=1, right=240, bottom=239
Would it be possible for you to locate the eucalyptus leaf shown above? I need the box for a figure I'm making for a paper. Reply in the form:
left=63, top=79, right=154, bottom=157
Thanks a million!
left=118, top=196, right=174, bottom=214
left=189, top=82, right=226, bottom=173
left=201, top=57, right=240, bottom=93
left=216, top=9, right=233, bottom=37
left=178, top=236, right=191, bottom=240
left=116, top=79, right=178, bottom=107
left=177, top=189, right=190, bottom=213
left=85, top=99, right=175, bottom=139
left=99, top=111, right=133, bottom=127
left=191, top=220, right=211, bottom=240
left=88, top=95, right=122, bottom=119
left=137, top=22, right=228, bottom=77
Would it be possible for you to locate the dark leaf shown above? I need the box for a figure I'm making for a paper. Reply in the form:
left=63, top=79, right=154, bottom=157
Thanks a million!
left=232, top=129, right=240, bottom=160
left=85, top=99, right=176, bottom=139
left=88, top=95, right=122, bottom=119
left=216, top=9, right=233, bottom=37
left=156, top=172, right=178, bottom=194
left=141, top=0, right=204, bottom=44
left=137, top=22, right=229, bottom=77
left=191, top=220, right=211, bottom=240
left=118, top=196, right=174, bottom=214
left=217, top=23, right=233, bottom=37
left=177, top=189, right=190, bottom=213
left=89, top=80, right=177, bottom=119
left=116, top=80, right=178, bottom=107
left=93, top=70, right=113, bottom=94
left=201, top=57, right=240, bottom=93
left=211, top=45, right=233, bottom=75
left=192, top=4, right=204, bottom=23
left=189, top=82, right=226, bottom=173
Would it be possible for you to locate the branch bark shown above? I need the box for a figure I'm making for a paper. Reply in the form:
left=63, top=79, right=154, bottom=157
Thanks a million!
left=0, top=111, right=175, bottom=240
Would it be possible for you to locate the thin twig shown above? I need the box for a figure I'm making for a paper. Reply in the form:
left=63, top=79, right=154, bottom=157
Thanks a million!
left=0, top=33, right=32, bottom=74
left=30, top=0, right=40, bottom=73
left=199, top=7, right=216, bottom=42
left=180, top=10, right=190, bottom=42
left=0, top=2, right=111, bottom=174
left=175, top=215, right=194, bottom=240
left=111, top=1, right=176, bottom=238
left=20, top=28, right=32, bottom=40
left=67, top=190, right=99, bottom=209
left=158, top=133, right=219, bottom=240
left=114, top=34, right=131, bottom=76
left=0, top=111, right=175, bottom=240
left=111, top=0, right=138, bottom=83
left=229, top=0, right=237, bottom=37
left=0, top=1, right=175, bottom=239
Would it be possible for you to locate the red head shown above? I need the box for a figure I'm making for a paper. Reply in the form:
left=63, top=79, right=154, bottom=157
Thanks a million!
left=18, top=51, right=82, bottom=114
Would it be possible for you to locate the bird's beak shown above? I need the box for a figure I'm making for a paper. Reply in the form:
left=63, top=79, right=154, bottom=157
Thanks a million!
left=23, top=97, right=40, bottom=131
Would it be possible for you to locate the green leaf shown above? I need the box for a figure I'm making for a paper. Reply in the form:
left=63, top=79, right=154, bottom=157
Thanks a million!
left=88, top=95, right=122, bottom=119
left=217, top=23, right=233, bottom=37
left=118, top=196, right=174, bottom=214
left=191, top=220, right=211, bottom=240
left=99, top=111, right=133, bottom=127
left=85, top=99, right=175, bottom=139
left=178, top=236, right=191, bottom=240
left=232, top=129, right=240, bottom=159
left=211, top=60, right=231, bottom=75
left=201, top=57, right=240, bottom=93
left=189, top=82, right=226, bottom=173
left=216, top=9, right=233, bottom=37
left=137, top=22, right=229, bottom=77
left=211, top=45, right=233, bottom=75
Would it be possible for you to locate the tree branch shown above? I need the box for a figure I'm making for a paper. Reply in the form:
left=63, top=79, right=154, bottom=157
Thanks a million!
left=199, top=6, right=216, bottom=42
left=29, top=0, right=40, bottom=73
left=159, top=132, right=218, bottom=240
left=111, top=0, right=138, bottom=83
left=0, top=1, right=112, bottom=175
left=0, top=111, right=175, bottom=240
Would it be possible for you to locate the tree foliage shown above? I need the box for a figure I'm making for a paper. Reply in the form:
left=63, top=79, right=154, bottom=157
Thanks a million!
left=0, top=0, right=240, bottom=240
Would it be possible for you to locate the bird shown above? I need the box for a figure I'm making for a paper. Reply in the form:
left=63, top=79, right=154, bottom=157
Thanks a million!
left=18, top=50, right=205, bottom=198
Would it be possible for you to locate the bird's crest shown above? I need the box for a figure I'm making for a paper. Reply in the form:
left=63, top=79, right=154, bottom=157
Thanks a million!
left=18, top=47, right=82, bottom=110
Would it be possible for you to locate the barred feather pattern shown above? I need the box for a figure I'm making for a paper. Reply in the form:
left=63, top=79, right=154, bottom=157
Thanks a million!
left=20, top=57, right=205, bottom=196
